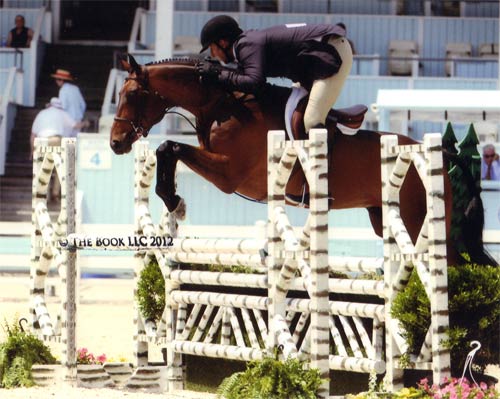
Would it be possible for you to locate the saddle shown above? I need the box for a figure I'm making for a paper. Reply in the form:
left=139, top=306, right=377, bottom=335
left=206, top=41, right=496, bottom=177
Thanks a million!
left=291, top=97, right=368, bottom=140
left=285, top=99, right=368, bottom=206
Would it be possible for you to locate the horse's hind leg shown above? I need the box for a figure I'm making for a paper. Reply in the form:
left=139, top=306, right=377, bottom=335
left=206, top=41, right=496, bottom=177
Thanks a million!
left=367, top=206, right=383, bottom=238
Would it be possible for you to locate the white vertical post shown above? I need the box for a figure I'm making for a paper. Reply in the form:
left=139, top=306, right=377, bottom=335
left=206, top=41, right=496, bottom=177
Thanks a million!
left=134, top=142, right=149, bottom=367
left=267, top=131, right=286, bottom=351
left=61, top=138, right=77, bottom=385
left=155, top=0, right=174, bottom=134
left=51, top=0, right=61, bottom=42
left=30, top=138, right=46, bottom=335
left=380, top=135, right=404, bottom=391
left=424, top=134, right=451, bottom=384
left=155, top=0, right=174, bottom=60
left=307, top=129, right=329, bottom=399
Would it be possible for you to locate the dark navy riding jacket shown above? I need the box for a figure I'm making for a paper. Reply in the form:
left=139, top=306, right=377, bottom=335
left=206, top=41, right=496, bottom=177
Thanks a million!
left=218, top=23, right=345, bottom=93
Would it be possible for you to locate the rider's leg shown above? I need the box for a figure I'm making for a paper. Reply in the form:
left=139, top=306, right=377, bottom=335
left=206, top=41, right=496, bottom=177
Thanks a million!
left=303, top=36, right=353, bottom=132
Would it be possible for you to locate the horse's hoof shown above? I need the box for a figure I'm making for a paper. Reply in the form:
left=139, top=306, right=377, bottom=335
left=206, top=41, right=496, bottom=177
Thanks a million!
left=172, top=197, right=186, bottom=221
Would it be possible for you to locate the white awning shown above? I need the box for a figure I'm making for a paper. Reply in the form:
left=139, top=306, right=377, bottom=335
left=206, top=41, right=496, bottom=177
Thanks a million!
left=373, top=90, right=500, bottom=132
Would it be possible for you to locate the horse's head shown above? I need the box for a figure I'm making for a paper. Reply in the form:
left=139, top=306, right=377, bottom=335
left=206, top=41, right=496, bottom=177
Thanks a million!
left=111, top=54, right=231, bottom=154
left=110, top=55, right=171, bottom=154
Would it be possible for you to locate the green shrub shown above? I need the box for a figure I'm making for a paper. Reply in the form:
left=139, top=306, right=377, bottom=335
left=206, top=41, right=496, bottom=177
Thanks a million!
left=217, top=348, right=324, bottom=399
left=136, top=260, right=166, bottom=323
left=391, top=263, right=500, bottom=374
left=0, top=319, right=56, bottom=388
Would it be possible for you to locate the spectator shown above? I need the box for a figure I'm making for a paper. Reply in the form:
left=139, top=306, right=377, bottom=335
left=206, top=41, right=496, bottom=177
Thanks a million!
left=6, top=14, right=34, bottom=48
left=31, top=98, right=86, bottom=200
left=481, top=144, right=500, bottom=181
left=51, top=69, right=87, bottom=125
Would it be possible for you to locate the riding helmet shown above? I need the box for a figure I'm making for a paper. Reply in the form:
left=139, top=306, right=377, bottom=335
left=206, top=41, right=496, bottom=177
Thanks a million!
left=200, top=15, right=243, bottom=53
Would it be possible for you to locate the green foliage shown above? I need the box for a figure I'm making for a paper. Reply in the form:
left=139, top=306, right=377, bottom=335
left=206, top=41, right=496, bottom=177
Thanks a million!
left=442, top=122, right=458, bottom=157
left=457, top=124, right=481, bottom=183
left=446, top=123, right=483, bottom=254
left=185, top=263, right=257, bottom=274
left=136, top=259, right=263, bottom=323
left=136, top=260, right=166, bottom=323
left=391, top=272, right=431, bottom=352
left=391, top=263, right=500, bottom=374
left=0, top=319, right=56, bottom=388
left=1, top=357, right=32, bottom=388
left=217, top=350, right=324, bottom=399
left=448, top=164, right=467, bottom=253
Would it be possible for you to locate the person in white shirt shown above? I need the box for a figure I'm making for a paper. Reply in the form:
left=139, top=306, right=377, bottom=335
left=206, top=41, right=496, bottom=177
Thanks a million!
left=51, top=69, right=86, bottom=124
left=31, top=97, right=86, bottom=200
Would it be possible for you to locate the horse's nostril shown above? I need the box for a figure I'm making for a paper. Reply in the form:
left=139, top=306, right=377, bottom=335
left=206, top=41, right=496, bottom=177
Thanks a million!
left=111, top=140, right=121, bottom=150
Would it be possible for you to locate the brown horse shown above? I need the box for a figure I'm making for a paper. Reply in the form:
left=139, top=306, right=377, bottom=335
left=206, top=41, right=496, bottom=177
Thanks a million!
left=110, top=55, right=496, bottom=267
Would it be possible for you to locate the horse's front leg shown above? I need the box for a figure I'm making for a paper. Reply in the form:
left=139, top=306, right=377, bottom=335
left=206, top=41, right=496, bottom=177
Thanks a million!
left=155, top=140, right=239, bottom=210
left=155, top=140, right=184, bottom=213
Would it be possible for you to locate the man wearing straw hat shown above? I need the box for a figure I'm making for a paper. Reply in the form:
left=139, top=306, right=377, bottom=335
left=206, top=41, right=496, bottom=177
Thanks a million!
left=51, top=69, right=86, bottom=128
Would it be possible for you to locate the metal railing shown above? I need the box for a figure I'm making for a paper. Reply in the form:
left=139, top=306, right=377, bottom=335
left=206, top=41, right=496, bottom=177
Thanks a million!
left=0, top=48, right=23, bottom=70
left=0, top=67, right=22, bottom=175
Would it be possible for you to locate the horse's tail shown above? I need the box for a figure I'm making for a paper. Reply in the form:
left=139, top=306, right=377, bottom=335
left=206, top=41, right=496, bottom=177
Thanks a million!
left=444, top=151, right=498, bottom=266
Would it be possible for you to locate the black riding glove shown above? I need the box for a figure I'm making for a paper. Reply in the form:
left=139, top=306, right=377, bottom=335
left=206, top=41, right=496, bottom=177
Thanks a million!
left=196, top=59, right=223, bottom=84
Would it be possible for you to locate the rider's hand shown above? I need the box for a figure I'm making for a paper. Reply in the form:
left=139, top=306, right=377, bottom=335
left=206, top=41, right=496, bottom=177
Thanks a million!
left=196, top=61, right=222, bottom=83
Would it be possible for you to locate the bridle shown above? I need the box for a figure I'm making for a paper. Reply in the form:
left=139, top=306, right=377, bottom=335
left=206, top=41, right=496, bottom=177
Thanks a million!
left=113, top=70, right=155, bottom=141
left=113, top=68, right=197, bottom=141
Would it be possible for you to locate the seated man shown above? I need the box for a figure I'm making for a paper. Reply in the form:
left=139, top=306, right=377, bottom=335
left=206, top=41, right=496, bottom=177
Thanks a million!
left=481, top=144, right=500, bottom=181
left=6, top=14, right=34, bottom=48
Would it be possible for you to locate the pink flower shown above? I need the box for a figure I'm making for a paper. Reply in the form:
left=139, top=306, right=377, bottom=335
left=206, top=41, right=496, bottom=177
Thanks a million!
left=76, top=347, right=107, bottom=365
left=96, top=354, right=107, bottom=364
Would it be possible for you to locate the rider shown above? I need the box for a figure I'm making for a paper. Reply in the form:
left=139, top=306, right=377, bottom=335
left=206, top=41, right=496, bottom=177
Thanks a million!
left=196, top=15, right=353, bottom=133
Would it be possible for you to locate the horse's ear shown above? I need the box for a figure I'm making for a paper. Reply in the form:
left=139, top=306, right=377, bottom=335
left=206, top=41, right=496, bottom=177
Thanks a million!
left=121, top=59, right=131, bottom=72
left=128, top=54, right=142, bottom=75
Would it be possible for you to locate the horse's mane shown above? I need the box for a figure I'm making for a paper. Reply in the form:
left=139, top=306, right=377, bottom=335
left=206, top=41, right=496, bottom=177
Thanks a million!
left=146, top=58, right=198, bottom=66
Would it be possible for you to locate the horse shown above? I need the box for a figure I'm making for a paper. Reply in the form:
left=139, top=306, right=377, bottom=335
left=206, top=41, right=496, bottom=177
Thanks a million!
left=110, top=55, right=497, bottom=267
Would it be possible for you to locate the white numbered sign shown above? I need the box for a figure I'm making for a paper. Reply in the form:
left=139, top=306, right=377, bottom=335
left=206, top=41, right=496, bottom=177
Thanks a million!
left=80, top=139, right=112, bottom=170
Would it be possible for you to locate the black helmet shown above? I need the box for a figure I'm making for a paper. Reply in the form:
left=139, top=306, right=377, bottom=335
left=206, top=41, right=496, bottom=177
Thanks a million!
left=200, top=15, right=242, bottom=53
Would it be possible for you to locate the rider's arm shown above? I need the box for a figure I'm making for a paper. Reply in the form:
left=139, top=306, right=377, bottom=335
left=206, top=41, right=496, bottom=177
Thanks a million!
left=218, top=39, right=266, bottom=93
